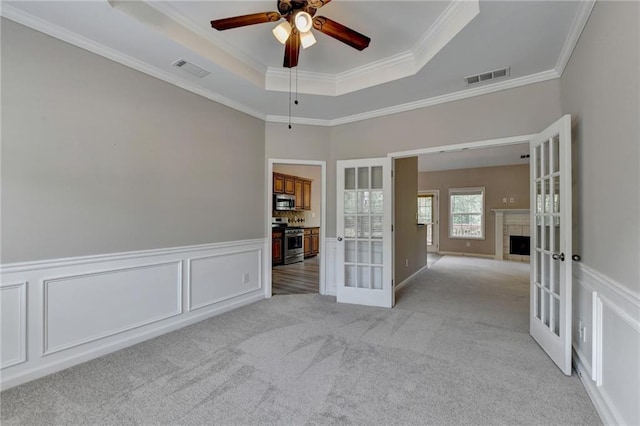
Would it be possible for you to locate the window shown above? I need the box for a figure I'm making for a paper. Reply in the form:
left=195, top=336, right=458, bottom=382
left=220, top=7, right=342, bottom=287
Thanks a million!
left=449, top=187, right=485, bottom=239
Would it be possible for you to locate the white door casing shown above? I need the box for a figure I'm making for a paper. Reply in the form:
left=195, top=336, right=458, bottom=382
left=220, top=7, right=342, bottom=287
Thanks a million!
left=336, top=158, right=393, bottom=308
left=529, top=114, right=573, bottom=375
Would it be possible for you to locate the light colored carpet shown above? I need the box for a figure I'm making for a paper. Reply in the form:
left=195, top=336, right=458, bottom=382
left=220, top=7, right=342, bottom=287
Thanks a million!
left=1, top=256, right=600, bottom=425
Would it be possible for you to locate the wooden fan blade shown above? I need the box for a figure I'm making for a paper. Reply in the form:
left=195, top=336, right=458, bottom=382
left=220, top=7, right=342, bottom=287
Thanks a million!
left=312, top=16, right=370, bottom=51
left=304, top=0, right=331, bottom=15
left=308, top=0, right=332, bottom=8
left=283, top=30, right=301, bottom=68
left=211, top=12, right=281, bottom=31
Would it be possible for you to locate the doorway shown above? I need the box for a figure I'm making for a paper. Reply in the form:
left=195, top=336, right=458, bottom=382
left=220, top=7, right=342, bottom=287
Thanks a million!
left=266, top=159, right=327, bottom=298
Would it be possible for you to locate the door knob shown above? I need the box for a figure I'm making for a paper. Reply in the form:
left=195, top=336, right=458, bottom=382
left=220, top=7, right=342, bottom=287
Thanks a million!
left=552, top=253, right=565, bottom=261
left=572, top=254, right=581, bottom=262
left=337, top=237, right=343, bottom=241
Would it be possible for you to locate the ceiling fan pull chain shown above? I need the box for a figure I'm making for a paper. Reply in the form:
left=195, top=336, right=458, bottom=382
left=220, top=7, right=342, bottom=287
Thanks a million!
left=295, top=67, right=299, bottom=105
left=288, top=66, right=292, bottom=129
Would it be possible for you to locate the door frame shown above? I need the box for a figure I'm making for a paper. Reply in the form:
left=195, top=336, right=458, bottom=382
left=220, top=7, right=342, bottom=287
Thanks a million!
left=266, top=159, right=327, bottom=298
left=418, top=190, right=440, bottom=253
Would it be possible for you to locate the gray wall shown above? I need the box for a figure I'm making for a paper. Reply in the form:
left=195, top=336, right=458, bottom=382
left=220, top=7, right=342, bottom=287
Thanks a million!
left=1, top=19, right=266, bottom=263
left=560, top=1, right=640, bottom=291
left=419, top=164, right=530, bottom=256
left=394, top=157, right=427, bottom=284
left=326, top=79, right=562, bottom=236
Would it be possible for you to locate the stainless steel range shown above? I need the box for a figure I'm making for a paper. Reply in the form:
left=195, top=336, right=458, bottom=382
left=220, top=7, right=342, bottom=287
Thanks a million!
left=283, top=227, right=304, bottom=264
left=272, top=217, right=304, bottom=265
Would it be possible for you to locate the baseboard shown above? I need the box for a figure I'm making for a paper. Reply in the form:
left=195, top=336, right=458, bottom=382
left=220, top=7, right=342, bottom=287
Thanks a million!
left=0, top=239, right=267, bottom=390
left=395, top=263, right=429, bottom=292
left=438, top=251, right=495, bottom=259
left=574, top=349, right=622, bottom=426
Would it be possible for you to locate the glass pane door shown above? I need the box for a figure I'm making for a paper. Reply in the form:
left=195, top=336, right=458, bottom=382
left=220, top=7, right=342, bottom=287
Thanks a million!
left=530, top=115, right=572, bottom=375
left=337, top=158, right=392, bottom=308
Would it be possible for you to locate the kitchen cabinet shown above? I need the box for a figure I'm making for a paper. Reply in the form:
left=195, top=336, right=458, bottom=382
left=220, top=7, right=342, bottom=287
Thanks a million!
left=272, top=172, right=312, bottom=211
left=284, top=175, right=295, bottom=195
left=303, top=180, right=311, bottom=210
left=303, top=230, right=312, bottom=257
left=295, top=179, right=304, bottom=210
left=272, top=229, right=284, bottom=265
left=304, top=227, right=320, bottom=258
left=273, top=174, right=284, bottom=194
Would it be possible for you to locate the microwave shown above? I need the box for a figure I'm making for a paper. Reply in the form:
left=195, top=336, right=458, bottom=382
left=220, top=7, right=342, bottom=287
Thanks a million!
left=274, top=194, right=296, bottom=211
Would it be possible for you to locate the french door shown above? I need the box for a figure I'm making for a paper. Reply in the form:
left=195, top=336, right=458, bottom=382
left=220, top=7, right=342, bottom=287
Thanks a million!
left=336, top=158, right=393, bottom=308
left=419, top=191, right=439, bottom=253
left=530, top=114, right=573, bottom=375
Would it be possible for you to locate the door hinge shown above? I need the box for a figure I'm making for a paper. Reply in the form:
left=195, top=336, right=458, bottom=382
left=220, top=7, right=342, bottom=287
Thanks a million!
left=391, top=170, right=394, bottom=178
left=391, top=224, right=394, bottom=232
left=392, top=279, right=394, bottom=287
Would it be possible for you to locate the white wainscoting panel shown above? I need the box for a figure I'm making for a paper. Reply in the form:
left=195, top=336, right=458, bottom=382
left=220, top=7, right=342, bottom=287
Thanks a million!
left=0, top=239, right=265, bottom=390
left=188, top=250, right=261, bottom=311
left=0, top=282, right=27, bottom=369
left=324, top=238, right=337, bottom=296
left=44, top=262, right=182, bottom=355
left=573, top=263, right=640, bottom=426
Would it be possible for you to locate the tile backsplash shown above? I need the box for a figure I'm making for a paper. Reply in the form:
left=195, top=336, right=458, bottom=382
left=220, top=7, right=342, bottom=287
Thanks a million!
left=273, top=210, right=305, bottom=226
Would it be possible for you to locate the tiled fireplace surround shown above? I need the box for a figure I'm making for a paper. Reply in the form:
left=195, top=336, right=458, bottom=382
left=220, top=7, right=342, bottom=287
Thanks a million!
left=492, top=209, right=530, bottom=262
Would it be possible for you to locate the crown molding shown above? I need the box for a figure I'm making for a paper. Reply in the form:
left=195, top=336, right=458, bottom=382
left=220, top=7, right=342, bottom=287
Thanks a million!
left=412, top=0, right=480, bottom=71
left=265, top=115, right=333, bottom=127
left=0, top=4, right=267, bottom=122
left=555, top=0, right=596, bottom=76
left=266, top=69, right=560, bottom=127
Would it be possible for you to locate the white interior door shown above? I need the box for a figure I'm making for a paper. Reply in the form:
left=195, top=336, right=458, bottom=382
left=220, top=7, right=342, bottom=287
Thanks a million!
left=530, top=114, right=573, bottom=375
left=336, top=158, right=393, bottom=308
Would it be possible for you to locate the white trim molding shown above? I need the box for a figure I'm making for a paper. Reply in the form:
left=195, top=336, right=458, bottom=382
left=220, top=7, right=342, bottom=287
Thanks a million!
left=266, top=159, right=328, bottom=298
left=0, top=239, right=266, bottom=390
left=0, top=282, right=28, bottom=369
left=572, top=263, right=640, bottom=426
left=555, top=1, right=596, bottom=76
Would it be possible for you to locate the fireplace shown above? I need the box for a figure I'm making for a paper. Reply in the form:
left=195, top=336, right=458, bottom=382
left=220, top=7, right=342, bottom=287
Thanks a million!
left=492, top=209, right=530, bottom=262
left=510, top=236, right=530, bottom=256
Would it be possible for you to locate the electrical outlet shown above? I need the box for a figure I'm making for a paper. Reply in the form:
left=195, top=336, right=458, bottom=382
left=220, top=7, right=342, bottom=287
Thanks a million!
left=578, top=320, right=584, bottom=340
left=466, top=242, right=471, bottom=247
left=582, top=325, right=588, bottom=342
left=242, top=272, right=250, bottom=284
left=509, top=197, right=515, bottom=204
left=405, top=259, right=409, bottom=267
left=502, top=197, right=507, bottom=203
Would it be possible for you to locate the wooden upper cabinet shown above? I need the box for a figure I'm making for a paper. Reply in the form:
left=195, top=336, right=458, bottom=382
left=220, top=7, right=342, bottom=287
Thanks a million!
left=273, top=173, right=284, bottom=194
left=273, top=172, right=312, bottom=211
left=284, top=176, right=295, bottom=195
left=303, top=180, right=311, bottom=210
left=294, top=179, right=304, bottom=210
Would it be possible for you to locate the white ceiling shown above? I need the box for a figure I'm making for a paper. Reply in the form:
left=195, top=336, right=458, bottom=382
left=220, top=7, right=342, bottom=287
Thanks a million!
left=2, top=1, right=593, bottom=125
left=418, top=143, right=530, bottom=172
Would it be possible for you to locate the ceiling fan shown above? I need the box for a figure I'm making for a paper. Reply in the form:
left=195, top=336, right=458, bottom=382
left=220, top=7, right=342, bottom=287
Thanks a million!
left=210, top=0, right=371, bottom=68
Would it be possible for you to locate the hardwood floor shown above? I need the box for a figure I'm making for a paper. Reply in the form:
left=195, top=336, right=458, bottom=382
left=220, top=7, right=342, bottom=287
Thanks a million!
left=272, top=256, right=319, bottom=295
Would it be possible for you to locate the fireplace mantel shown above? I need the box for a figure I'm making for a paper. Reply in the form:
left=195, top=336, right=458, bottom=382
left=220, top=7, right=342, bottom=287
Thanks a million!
left=492, top=209, right=531, bottom=261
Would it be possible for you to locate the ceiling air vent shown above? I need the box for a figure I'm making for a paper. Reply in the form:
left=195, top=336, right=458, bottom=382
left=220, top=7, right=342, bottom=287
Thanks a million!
left=464, top=67, right=510, bottom=86
left=173, top=59, right=210, bottom=78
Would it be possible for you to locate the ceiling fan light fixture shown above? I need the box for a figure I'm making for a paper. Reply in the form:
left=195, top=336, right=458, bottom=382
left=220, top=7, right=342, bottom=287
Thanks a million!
left=300, top=31, right=317, bottom=49
left=272, top=20, right=292, bottom=44
left=294, top=11, right=313, bottom=33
